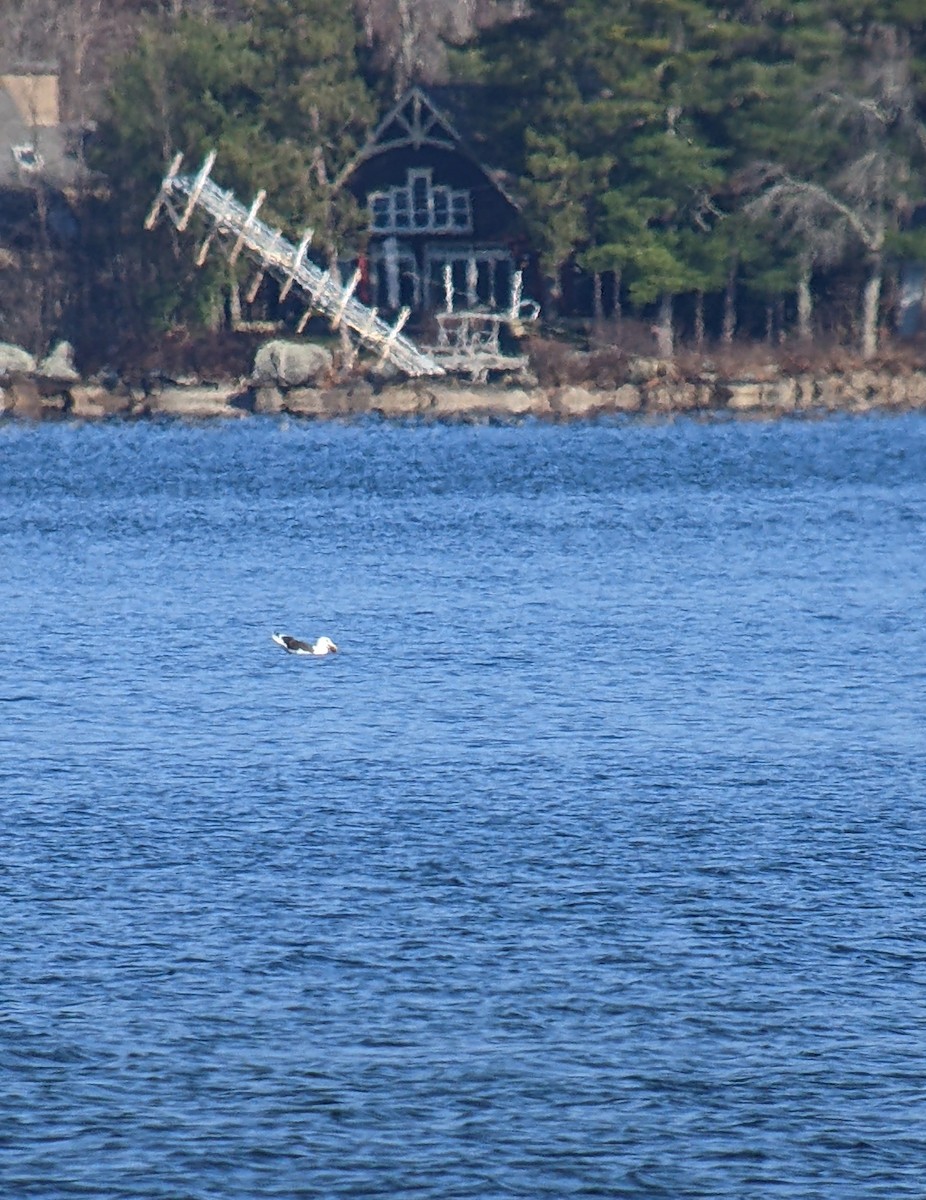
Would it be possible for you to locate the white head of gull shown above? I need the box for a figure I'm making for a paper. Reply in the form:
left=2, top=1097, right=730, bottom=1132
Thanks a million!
left=272, top=633, right=338, bottom=656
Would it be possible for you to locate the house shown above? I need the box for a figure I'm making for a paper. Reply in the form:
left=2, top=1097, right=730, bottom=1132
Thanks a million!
left=337, top=86, right=531, bottom=321
left=0, top=70, right=84, bottom=251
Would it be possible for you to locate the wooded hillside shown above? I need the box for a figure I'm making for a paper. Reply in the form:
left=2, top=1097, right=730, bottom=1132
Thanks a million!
left=2, top=0, right=925, bottom=368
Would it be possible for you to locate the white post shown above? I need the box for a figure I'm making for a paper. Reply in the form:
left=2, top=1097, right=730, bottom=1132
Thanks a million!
left=443, top=262, right=453, bottom=313
left=384, top=237, right=400, bottom=310
left=331, top=268, right=362, bottom=331
left=466, top=257, right=478, bottom=308
left=228, top=190, right=266, bottom=264
left=176, top=150, right=216, bottom=232
left=377, top=307, right=410, bottom=365
left=296, top=269, right=329, bottom=334
left=362, top=308, right=380, bottom=339
left=244, top=229, right=281, bottom=302
left=144, top=151, right=184, bottom=230
left=195, top=229, right=216, bottom=267
left=246, top=267, right=266, bottom=304
left=509, top=269, right=523, bottom=319
left=279, top=229, right=313, bottom=301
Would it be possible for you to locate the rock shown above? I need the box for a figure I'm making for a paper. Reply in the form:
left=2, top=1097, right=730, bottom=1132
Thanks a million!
left=816, top=376, right=851, bottom=411
left=7, top=378, right=52, bottom=418
left=795, top=376, right=817, bottom=409
left=609, top=383, right=643, bottom=412
left=548, top=385, right=605, bottom=419
left=283, top=388, right=338, bottom=417
left=902, top=372, right=926, bottom=409
left=491, top=387, right=547, bottom=418
left=429, top=386, right=495, bottom=419
left=724, top=382, right=764, bottom=411
left=341, top=381, right=375, bottom=413
left=643, top=382, right=704, bottom=412
left=253, top=386, right=285, bottom=414
left=38, top=341, right=80, bottom=382
left=283, top=384, right=376, bottom=418
left=372, top=386, right=432, bottom=417
left=147, top=386, right=245, bottom=419
left=0, top=342, right=36, bottom=376
left=252, top=340, right=333, bottom=388
left=69, top=384, right=132, bottom=419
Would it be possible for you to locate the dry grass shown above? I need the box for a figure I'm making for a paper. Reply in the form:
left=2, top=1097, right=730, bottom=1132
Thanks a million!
left=528, top=323, right=926, bottom=387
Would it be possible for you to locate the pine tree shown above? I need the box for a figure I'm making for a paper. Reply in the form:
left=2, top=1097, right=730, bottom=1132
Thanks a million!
left=740, top=11, right=926, bottom=357
left=88, top=2, right=374, bottom=338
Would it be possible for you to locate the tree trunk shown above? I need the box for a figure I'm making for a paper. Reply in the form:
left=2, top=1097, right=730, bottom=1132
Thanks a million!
left=694, top=291, right=705, bottom=349
left=228, top=277, right=242, bottom=330
left=592, top=272, right=604, bottom=322
left=796, top=262, right=813, bottom=341
left=656, top=294, right=674, bottom=359
left=722, top=261, right=737, bottom=345
left=860, top=259, right=882, bottom=360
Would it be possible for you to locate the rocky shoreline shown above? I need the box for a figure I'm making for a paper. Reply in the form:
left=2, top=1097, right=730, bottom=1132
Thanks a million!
left=3, top=338, right=926, bottom=423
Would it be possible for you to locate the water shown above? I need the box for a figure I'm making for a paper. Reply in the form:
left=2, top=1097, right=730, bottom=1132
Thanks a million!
left=1, top=412, right=924, bottom=1199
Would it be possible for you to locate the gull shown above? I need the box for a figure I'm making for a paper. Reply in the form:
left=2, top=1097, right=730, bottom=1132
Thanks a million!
left=272, top=633, right=338, bottom=656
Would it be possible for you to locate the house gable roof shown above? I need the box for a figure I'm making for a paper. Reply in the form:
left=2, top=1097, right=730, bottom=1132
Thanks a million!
left=336, top=85, right=518, bottom=209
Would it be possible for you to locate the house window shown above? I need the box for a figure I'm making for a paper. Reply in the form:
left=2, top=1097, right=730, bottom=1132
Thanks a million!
left=425, top=248, right=514, bottom=312
left=412, top=172, right=429, bottom=226
left=432, top=188, right=449, bottom=227
left=451, top=194, right=470, bottom=230
left=12, top=144, right=42, bottom=172
left=371, top=194, right=390, bottom=230
left=393, top=188, right=410, bottom=229
left=368, top=169, right=472, bottom=234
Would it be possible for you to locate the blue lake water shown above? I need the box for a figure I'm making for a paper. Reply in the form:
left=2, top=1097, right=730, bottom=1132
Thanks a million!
left=1, top=412, right=924, bottom=1198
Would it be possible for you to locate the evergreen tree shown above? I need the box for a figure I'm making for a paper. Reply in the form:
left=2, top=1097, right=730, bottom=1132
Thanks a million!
left=87, top=2, right=374, bottom=340
left=741, top=13, right=926, bottom=357
left=469, top=0, right=736, bottom=352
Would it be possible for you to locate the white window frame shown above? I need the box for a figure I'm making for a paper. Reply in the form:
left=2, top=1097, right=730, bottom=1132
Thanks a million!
left=11, top=144, right=42, bottom=172
left=368, top=169, right=472, bottom=235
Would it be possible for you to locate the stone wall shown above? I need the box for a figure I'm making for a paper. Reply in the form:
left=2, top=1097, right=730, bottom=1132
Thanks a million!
left=5, top=360, right=926, bottom=423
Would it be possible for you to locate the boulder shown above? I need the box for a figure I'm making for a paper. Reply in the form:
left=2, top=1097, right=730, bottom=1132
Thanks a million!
left=643, top=382, right=705, bottom=413
left=284, top=384, right=376, bottom=418
left=795, top=376, right=817, bottom=410
left=903, top=372, right=926, bottom=410
left=373, top=386, right=432, bottom=417
left=0, top=342, right=36, bottom=376
left=148, top=386, right=245, bottom=419
left=253, top=386, right=285, bottom=414
left=253, top=340, right=333, bottom=388
left=283, top=387, right=339, bottom=417
left=816, top=376, right=852, bottom=411
left=724, top=382, right=767, bottom=411
left=489, top=387, right=547, bottom=419
left=69, top=384, right=132, bottom=419
left=608, top=383, right=643, bottom=413
left=38, top=341, right=80, bottom=382
left=6, top=378, right=54, bottom=418
left=429, top=386, right=496, bottom=419
left=548, top=385, right=606, bottom=419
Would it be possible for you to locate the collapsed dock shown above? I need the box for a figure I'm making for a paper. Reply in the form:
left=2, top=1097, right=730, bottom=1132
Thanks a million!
left=145, top=152, right=538, bottom=381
